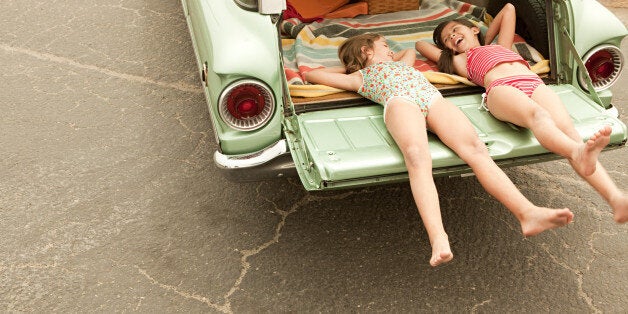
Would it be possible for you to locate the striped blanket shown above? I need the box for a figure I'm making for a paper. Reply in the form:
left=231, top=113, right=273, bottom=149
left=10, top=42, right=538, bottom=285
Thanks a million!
left=281, top=0, right=547, bottom=97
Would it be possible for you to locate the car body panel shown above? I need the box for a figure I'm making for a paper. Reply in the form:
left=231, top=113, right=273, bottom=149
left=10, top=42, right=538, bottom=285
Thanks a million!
left=182, top=0, right=284, bottom=154
left=569, top=0, right=627, bottom=53
left=288, top=84, right=627, bottom=190
left=551, top=0, right=627, bottom=108
left=181, top=0, right=627, bottom=189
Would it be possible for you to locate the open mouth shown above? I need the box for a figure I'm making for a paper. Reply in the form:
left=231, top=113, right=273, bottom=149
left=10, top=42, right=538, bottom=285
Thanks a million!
left=455, top=38, right=463, bottom=47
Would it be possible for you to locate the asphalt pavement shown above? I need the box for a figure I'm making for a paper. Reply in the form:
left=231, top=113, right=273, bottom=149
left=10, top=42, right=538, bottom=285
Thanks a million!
left=1, top=1, right=626, bottom=313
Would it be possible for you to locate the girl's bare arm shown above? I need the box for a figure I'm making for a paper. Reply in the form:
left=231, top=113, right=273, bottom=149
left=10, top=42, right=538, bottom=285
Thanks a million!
left=415, top=41, right=442, bottom=63
left=416, top=41, right=467, bottom=76
left=484, top=3, right=517, bottom=48
left=304, top=67, right=362, bottom=91
left=393, top=48, right=417, bottom=66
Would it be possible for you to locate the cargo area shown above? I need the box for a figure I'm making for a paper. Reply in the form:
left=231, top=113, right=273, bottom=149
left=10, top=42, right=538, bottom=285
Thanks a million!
left=279, top=0, right=550, bottom=113
left=276, top=0, right=627, bottom=190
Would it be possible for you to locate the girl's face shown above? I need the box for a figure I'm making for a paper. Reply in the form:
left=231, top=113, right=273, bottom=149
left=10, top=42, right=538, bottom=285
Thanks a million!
left=439, top=21, right=481, bottom=52
left=364, top=37, right=394, bottom=64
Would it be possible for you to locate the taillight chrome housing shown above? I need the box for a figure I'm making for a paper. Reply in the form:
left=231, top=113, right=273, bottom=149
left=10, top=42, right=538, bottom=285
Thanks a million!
left=578, top=44, right=623, bottom=92
left=219, top=79, right=275, bottom=131
left=233, top=0, right=258, bottom=11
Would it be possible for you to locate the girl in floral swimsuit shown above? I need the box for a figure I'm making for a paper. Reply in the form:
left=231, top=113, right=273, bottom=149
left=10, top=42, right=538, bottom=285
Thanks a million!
left=416, top=3, right=627, bottom=223
left=358, top=60, right=439, bottom=119
left=305, top=33, right=574, bottom=267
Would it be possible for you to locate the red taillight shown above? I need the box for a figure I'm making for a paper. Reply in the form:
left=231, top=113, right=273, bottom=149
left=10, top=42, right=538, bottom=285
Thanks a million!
left=227, top=85, right=265, bottom=119
left=219, top=80, right=275, bottom=131
left=585, top=50, right=614, bottom=83
left=579, top=45, right=623, bottom=92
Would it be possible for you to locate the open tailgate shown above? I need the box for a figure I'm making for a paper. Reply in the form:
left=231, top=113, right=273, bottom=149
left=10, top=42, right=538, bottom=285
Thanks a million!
left=285, top=85, right=627, bottom=191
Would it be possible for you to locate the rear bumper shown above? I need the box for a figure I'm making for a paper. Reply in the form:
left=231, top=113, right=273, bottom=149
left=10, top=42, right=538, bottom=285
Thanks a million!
left=213, top=139, right=297, bottom=181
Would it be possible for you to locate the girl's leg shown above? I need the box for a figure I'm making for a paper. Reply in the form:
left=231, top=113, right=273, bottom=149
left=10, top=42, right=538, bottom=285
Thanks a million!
left=487, top=86, right=605, bottom=177
left=384, top=99, right=452, bottom=266
left=426, top=97, right=574, bottom=235
left=531, top=86, right=627, bottom=223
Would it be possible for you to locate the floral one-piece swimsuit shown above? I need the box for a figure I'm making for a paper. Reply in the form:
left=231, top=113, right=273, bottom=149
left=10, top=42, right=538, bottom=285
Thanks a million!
left=358, top=61, right=441, bottom=118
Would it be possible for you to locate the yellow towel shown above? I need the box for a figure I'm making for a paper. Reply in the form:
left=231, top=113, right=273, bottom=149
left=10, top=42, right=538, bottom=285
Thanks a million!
left=531, top=60, right=550, bottom=75
left=289, top=84, right=345, bottom=97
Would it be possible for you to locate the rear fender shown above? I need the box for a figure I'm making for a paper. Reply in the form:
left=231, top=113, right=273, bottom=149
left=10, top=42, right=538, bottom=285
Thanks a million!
left=182, top=0, right=285, bottom=154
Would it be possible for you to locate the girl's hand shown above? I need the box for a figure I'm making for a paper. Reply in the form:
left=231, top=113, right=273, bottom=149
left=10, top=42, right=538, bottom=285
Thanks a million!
left=485, top=3, right=516, bottom=48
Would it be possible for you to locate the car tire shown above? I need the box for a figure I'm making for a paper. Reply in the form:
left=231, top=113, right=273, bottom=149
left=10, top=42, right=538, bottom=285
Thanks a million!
left=486, top=0, right=549, bottom=59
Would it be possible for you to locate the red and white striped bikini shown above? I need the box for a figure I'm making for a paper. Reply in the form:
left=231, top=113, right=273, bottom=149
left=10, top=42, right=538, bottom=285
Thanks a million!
left=466, top=44, right=543, bottom=109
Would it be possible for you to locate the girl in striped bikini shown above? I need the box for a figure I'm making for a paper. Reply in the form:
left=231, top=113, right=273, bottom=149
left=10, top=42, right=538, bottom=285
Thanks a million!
left=416, top=3, right=627, bottom=224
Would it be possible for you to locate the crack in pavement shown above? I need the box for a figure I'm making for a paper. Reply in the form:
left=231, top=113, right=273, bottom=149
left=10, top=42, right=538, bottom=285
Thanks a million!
left=219, top=183, right=360, bottom=313
left=135, top=266, right=228, bottom=312
left=537, top=238, right=600, bottom=314
left=470, top=299, right=491, bottom=313
left=132, top=164, right=621, bottom=312
left=525, top=201, right=614, bottom=314
left=523, top=166, right=622, bottom=220
left=174, top=113, right=211, bottom=153
left=134, top=182, right=361, bottom=313
left=472, top=189, right=603, bottom=313
left=0, top=262, right=61, bottom=271
left=0, top=43, right=202, bottom=94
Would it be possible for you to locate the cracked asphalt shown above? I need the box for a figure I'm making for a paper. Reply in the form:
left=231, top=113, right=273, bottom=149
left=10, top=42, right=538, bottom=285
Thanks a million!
left=1, top=1, right=626, bottom=313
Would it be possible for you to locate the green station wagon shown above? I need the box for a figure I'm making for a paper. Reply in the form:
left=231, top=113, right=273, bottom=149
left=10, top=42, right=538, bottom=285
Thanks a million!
left=181, top=0, right=627, bottom=190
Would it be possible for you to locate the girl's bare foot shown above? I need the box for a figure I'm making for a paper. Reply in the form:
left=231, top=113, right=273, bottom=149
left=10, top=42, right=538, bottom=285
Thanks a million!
left=520, top=206, right=574, bottom=237
left=572, top=126, right=611, bottom=177
left=609, top=192, right=628, bottom=223
left=429, top=233, right=453, bottom=267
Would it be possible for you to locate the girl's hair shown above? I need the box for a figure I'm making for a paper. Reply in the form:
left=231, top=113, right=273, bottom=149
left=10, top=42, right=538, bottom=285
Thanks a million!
left=338, top=33, right=383, bottom=73
left=432, top=18, right=485, bottom=74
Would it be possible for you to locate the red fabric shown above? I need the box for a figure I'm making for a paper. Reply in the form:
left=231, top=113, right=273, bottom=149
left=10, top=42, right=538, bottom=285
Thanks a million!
left=324, top=2, right=368, bottom=19
left=287, top=0, right=350, bottom=19
left=282, top=2, right=323, bottom=23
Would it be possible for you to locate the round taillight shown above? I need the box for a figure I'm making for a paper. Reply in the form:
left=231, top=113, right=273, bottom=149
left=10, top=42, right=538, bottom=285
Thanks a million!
left=579, top=45, right=623, bottom=92
left=227, top=85, right=265, bottom=119
left=219, top=80, right=275, bottom=131
left=586, top=51, right=614, bottom=81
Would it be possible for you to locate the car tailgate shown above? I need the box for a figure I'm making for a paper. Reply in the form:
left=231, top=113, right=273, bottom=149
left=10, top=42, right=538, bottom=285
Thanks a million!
left=286, top=84, right=627, bottom=190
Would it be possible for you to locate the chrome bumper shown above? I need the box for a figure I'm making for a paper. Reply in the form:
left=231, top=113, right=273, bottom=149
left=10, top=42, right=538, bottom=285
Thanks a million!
left=213, top=139, right=297, bottom=181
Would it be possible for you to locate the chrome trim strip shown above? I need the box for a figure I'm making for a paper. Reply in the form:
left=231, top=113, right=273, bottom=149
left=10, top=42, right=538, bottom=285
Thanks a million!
left=605, top=105, right=620, bottom=118
left=214, top=139, right=288, bottom=169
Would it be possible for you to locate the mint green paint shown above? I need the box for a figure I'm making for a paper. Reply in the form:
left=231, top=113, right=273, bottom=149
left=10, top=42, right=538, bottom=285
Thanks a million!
left=552, top=0, right=627, bottom=106
left=183, top=0, right=283, bottom=154
left=183, top=0, right=628, bottom=188
left=570, top=0, right=627, bottom=53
